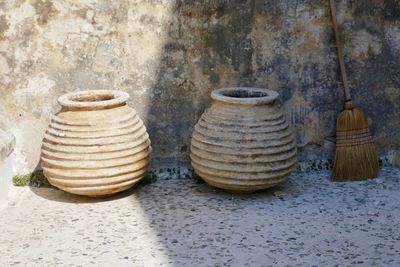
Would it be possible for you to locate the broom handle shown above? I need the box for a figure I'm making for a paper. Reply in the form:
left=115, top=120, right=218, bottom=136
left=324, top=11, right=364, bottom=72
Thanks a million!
left=329, top=0, right=352, bottom=101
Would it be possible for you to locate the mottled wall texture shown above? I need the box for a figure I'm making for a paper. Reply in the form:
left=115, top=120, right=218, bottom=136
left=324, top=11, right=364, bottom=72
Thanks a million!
left=0, top=0, right=399, bottom=173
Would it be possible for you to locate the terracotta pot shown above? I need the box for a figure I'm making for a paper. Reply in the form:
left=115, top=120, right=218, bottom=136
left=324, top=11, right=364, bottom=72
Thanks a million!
left=41, top=90, right=151, bottom=196
left=190, top=87, right=297, bottom=193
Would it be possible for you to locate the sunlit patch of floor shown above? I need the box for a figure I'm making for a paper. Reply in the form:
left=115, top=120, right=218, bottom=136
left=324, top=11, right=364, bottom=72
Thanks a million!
left=0, top=187, right=173, bottom=266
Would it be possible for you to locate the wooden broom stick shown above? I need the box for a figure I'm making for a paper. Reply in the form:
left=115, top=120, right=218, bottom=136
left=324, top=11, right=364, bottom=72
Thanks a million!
left=329, top=0, right=351, bottom=102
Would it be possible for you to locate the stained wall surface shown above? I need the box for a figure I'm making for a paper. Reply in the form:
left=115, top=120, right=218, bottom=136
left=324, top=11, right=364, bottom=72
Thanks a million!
left=0, top=0, right=399, bottom=173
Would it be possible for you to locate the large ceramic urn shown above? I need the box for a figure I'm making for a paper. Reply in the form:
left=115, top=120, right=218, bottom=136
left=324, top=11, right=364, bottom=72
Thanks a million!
left=190, top=87, right=297, bottom=193
left=41, top=90, right=151, bottom=196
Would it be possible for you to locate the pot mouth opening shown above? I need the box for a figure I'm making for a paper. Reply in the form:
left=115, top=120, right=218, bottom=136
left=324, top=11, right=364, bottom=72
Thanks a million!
left=58, top=90, right=129, bottom=109
left=211, top=87, right=279, bottom=105
left=220, top=89, right=269, bottom=98
left=70, top=94, right=115, bottom=102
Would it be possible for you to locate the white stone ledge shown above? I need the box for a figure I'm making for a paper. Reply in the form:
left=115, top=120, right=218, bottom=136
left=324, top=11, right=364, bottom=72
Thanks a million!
left=0, top=129, right=15, bottom=208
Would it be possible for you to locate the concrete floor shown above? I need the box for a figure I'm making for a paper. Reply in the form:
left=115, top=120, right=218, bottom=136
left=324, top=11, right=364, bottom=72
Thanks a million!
left=0, top=167, right=399, bottom=267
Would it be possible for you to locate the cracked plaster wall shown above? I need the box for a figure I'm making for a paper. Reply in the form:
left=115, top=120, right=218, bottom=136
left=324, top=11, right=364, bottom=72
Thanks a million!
left=0, top=0, right=399, bottom=173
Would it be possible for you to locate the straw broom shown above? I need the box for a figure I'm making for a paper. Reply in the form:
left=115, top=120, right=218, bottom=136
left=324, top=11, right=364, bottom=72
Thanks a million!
left=329, top=0, right=379, bottom=181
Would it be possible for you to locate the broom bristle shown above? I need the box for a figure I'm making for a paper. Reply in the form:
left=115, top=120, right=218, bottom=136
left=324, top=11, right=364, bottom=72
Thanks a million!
left=331, top=100, right=379, bottom=181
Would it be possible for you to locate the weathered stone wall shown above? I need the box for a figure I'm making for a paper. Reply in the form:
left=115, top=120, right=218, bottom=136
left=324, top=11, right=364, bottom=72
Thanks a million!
left=0, top=0, right=399, bottom=173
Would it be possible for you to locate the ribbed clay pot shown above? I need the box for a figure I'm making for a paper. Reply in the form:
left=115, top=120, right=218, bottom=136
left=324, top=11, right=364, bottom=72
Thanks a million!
left=41, top=90, right=151, bottom=197
left=190, top=87, right=297, bottom=193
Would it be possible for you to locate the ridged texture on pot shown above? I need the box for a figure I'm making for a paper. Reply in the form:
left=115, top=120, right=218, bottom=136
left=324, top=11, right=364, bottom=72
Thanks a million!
left=190, top=88, right=297, bottom=193
left=41, top=91, right=151, bottom=196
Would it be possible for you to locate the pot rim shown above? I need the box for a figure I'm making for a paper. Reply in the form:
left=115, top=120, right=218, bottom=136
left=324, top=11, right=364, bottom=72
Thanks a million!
left=211, top=87, right=279, bottom=105
left=58, top=90, right=129, bottom=108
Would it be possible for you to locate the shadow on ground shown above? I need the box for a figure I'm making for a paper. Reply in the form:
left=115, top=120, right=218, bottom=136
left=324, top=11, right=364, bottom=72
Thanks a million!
left=29, top=185, right=138, bottom=204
